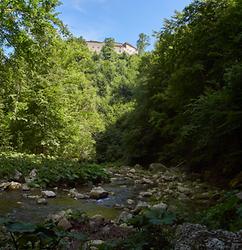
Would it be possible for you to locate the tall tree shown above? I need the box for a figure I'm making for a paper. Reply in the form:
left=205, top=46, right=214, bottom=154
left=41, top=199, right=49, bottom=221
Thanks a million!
left=100, top=38, right=116, bottom=60
left=136, top=33, right=150, bottom=55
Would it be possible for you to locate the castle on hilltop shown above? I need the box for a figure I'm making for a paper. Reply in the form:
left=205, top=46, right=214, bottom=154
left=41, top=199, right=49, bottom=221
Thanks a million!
left=86, top=40, right=138, bottom=55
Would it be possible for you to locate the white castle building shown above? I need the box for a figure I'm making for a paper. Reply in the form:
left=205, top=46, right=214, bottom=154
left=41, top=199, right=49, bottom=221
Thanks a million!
left=86, top=40, right=138, bottom=55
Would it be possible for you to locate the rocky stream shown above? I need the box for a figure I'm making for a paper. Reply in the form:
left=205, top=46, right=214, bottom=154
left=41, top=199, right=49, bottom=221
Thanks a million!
left=0, top=164, right=241, bottom=249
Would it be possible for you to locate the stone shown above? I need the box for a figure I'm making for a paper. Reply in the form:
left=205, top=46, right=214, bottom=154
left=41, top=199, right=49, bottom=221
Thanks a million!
left=164, top=188, right=174, bottom=195
left=90, top=247, right=98, bottom=250
left=13, top=170, right=23, bottom=182
left=25, top=169, right=38, bottom=183
left=23, top=194, right=40, bottom=199
left=148, top=188, right=157, bottom=194
left=152, top=174, right=159, bottom=179
left=48, top=211, right=66, bottom=222
left=152, top=202, right=168, bottom=210
left=75, top=193, right=88, bottom=199
left=236, top=192, right=242, bottom=200
left=3, top=181, right=22, bottom=190
left=114, top=203, right=124, bottom=209
left=197, top=192, right=211, bottom=199
left=139, top=191, right=153, bottom=197
left=141, top=178, right=153, bottom=185
left=37, top=198, right=47, bottom=205
left=91, top=214, right=105, bottom=221
left=110, top=177, right=118, bottom=182
left=10, top=181, right=22, bottom=190
left=69, top=188, right=87, bottom=199
left=102, top=225, right=111, bottom=234
left=149, top=163, right=167, bottom=172
left=89, top=240, right=104, bottom=247
left=117, top=211, right=133, bottom=223
left=69, top=188, right=78, bottom=196
left=29, top=169, right=37, bottom=179
left=89, top=186, right=108, bottom=199
left=174, top=223, right=242, bottom=250
left=126, top=173, right=135, bottom=178
left=127, top=199, right=135, bottom=205
left=41, top=190, right=56, bottom=198
left=57, top=217, right=72, bottom=230
left=120, top=223, right=133, bottom=229
left=177, top=186, right=191, bottom=195
left=134, top=180, right=142, bottom=184
left=22, top=184, right=30, bottom=191
left=129, top=169, right=136, bottom=174
left=162, top=175, right=177, bottom=182
left=133, top=201, right=150, bottom=213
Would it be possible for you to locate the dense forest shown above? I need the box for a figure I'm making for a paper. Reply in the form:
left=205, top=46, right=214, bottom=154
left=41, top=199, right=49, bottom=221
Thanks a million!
left=0, top=0, right=242, bottom=249
left=1, top=0, right=242, bottom=183
left=98, top=0, right=242, bottom=185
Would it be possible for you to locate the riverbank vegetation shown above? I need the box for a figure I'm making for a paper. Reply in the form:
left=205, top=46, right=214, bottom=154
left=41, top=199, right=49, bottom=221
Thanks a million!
left=0, top=152, right=109, bottom=188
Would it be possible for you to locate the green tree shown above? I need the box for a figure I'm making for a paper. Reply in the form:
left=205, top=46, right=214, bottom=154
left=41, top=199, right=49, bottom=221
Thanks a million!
left=100, top=38, right=116, bottom=60
left=136, top=33, right=150, bottom=55
left=121, top=0, right=242, bottom=181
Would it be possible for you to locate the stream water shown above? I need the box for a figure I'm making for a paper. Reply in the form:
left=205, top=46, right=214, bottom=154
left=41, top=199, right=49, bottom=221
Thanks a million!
left=0, top=177, right=142, bottom=223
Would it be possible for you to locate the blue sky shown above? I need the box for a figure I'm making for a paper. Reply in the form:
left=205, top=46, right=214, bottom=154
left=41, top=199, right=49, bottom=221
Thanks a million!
left=58, top=0, right=192, bottom=48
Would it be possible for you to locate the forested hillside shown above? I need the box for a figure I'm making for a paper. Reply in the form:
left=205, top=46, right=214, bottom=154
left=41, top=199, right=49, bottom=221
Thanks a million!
left=0, top=2, right=140, bottom=160
left=99, top=0, right=242, bottom=185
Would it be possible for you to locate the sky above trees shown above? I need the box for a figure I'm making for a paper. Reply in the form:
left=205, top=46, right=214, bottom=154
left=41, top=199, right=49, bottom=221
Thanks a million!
left=58, top=0, right=192, bottom=48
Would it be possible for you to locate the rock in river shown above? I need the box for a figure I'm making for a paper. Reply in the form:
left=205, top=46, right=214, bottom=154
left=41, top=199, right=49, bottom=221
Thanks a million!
left=133, top=201, right=150, bottom=213
left=22, top=183, right=30, bottom=191
left=69, top=188, right=88, bottom=199
left=41, top=190, right=56, bottom=198
left=0, top=181, right=22, bottom=190
left=90, top=186, right=108, bottom=199
left=37, top=198, right=48, bottom=205
left=117, top=211, right=133, bottom=224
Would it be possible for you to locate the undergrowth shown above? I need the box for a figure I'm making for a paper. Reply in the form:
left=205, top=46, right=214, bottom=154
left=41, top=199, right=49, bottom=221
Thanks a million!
left=0, top=152, right=110, bottom=187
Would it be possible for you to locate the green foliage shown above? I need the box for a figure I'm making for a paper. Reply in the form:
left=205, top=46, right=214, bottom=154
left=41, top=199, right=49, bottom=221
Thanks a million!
left=0, top=0, right=66, bottom=58
left=102, top=208, right=176, bottom=250
left=136, top=33, right=150, bottom=55
left=130, top=208, right=176, bottom=228
left=93, top=49, right=140, bottom=163
left=100, top=38, right=116, bottom=61
left=117, top=0, right=242, bottom=180
left=0, top=217, right=87, bottom=249
left=0, top=152, right=109, bottom=187
left=0, top=3, right=139, bottom=160
left=195, top=192, right=242, bottom=231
